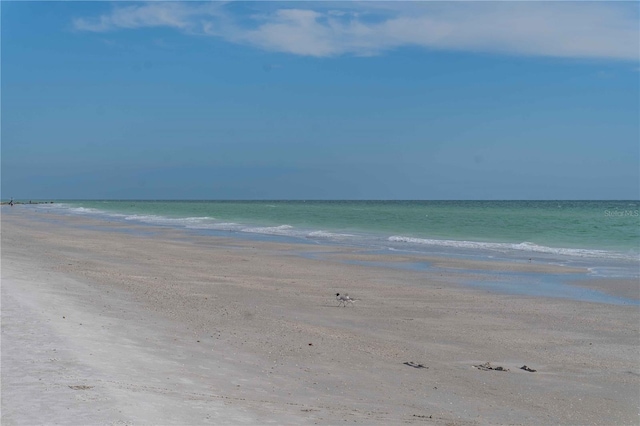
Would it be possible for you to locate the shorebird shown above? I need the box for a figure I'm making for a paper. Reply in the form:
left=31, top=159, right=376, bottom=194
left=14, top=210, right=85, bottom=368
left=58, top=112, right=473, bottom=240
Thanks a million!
left=336, top=293, right=355, bottom=307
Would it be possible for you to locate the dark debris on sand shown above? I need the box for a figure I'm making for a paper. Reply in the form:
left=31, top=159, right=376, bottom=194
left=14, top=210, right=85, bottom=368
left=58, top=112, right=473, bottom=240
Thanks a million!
left=474, top=362, right=509, bottom=372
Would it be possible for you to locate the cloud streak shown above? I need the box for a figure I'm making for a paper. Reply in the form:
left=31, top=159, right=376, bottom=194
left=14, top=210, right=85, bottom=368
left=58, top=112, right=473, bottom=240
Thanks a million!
left=73, top=2, right=639, bottom=61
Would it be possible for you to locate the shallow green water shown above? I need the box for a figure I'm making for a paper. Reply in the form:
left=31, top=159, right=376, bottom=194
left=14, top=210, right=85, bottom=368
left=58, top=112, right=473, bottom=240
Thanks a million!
left=57, top=200, right=639, bottom=256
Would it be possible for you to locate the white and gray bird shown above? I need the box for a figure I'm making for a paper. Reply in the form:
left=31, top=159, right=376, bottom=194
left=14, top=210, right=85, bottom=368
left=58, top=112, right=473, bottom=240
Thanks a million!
left=336, top=293, right=355, bottom=307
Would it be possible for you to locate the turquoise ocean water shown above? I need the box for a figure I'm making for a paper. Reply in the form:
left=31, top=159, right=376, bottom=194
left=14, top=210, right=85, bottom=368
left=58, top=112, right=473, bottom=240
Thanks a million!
left=39, top=200, right=638, bottom=267
left=23, top=199, right=639, bottom=304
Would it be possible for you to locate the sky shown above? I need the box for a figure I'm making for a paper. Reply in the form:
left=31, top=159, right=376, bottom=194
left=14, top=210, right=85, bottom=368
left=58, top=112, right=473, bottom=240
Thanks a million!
left=2, top=1, right=639, bottom=200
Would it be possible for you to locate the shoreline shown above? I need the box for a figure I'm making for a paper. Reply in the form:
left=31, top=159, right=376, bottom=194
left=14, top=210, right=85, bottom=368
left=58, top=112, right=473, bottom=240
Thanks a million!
left=28, top=200, right=640, bottom=267
left=12, top=204, right=639, bottom=305
left=2, top=207, right=639, bottom=424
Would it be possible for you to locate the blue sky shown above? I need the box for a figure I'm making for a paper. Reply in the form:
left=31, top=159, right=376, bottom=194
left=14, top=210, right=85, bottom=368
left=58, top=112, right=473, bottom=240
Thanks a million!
left=2, top=1, right=638, bottom=200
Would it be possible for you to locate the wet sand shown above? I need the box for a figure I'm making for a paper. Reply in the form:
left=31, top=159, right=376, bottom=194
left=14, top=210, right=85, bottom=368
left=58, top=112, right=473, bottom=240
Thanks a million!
left=567, top=278, right=640, bottom=301
left=2, top=207, right=639, bottom=425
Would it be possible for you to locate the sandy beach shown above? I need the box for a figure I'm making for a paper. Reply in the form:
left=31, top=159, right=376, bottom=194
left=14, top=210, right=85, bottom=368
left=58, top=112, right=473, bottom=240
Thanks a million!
left=2, top=206, right=639, bottom=425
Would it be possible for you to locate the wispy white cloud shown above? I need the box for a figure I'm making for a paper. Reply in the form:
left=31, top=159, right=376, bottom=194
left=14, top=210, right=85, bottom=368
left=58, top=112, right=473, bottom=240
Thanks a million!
left=73, top=2, right=225, bottom=33
left=73, top=2, right=639, bottom=61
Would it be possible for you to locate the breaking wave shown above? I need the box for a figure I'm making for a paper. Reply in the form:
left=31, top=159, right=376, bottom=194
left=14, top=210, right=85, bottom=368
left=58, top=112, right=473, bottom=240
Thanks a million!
left=388, top=236, right=638, bottom=261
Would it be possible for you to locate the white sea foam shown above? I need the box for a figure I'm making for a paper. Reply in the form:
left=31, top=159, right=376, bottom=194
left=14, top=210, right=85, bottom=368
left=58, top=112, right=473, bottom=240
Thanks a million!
left=122, top=215, right=216, bottom=228
left=388, top=236, right=638, bottom=261
left=307, top=231, right=355, bottom=240
left=43, top=205, right=103, bottom=215
left=39, top=204, right=111, bottom=217
left=69, top=207, right=101, bottom=214
left=186, top=222, right=242, bottom=231
left=44, top=204, right=217, bottom=229
left=239, top=226, right=356, bottom=240
left=240, top=225, right=298, bottom=236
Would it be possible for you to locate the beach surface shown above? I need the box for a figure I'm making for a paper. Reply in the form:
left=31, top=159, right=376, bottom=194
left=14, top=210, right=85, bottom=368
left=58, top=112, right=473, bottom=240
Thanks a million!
left=2, top=206, right=639, bottom=425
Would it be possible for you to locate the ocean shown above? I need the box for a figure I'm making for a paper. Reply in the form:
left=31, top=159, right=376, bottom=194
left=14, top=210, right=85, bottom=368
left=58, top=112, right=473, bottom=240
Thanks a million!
left=35, top=200, right=639, bottom=272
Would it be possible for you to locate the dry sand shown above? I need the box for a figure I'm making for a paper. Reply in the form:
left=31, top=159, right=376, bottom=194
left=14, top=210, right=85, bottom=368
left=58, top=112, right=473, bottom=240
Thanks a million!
left=2, top=207, right=639, bottom=425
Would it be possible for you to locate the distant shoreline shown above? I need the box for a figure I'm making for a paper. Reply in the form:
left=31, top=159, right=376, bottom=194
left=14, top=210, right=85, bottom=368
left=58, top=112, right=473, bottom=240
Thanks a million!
left=0, top=201, right=54, bottom=205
